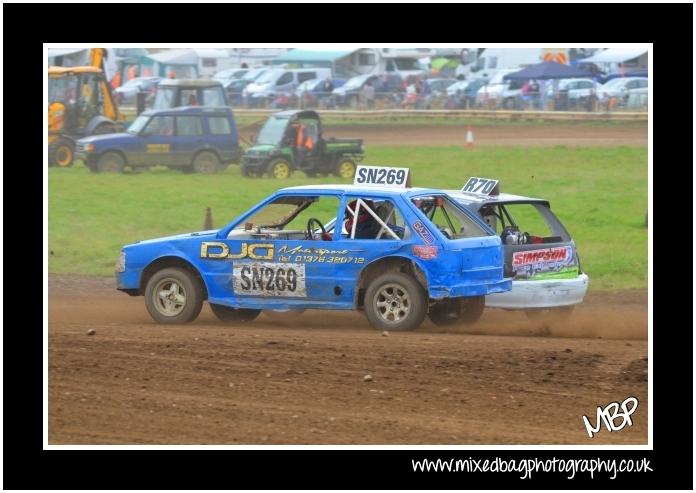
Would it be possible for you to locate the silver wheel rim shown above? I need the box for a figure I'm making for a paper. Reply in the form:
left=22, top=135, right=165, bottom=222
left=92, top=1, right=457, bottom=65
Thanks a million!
left=373, top=283, right=411, bottom=324
left=153, top=278, right=186, bottom=316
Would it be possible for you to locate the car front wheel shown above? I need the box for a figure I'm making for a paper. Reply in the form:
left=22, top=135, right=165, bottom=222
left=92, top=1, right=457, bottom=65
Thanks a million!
left=96, top=151, right=125, bottom=173
left=144, top=267, right=203, bottom=324
left=267, top=157, right=292, bottom=179
left=364, top=272, right=427, bottom=331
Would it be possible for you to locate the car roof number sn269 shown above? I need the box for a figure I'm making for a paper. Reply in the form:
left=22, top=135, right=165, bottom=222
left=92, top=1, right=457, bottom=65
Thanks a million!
left=354, top=165, right=411, bottom=188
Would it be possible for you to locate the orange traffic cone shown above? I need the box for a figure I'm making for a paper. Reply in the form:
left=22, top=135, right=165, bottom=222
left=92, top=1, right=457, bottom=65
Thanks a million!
left=465, top=125, right=475, bottom=148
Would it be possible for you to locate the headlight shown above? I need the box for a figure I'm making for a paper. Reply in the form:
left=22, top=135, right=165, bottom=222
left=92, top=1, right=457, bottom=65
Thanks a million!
left=115, top=251, right=126, bottom=272
left=86, top=143, right=95, bottom=152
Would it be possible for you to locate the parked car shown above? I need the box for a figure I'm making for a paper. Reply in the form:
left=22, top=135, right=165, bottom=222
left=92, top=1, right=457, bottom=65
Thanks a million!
left=75, top=106, right=240, bottom=173
left=596, top=77, right=648, bottom=101
left=244, top=68, right=332, bottom=106
left=241, top=67, right=269, bottom=81
left=213, top=68, right=249, bottom=82
left=294, top=78, right=346, bottom=107
left=114, top=76, right=161, bottom=105
left=115, top=169, right=511, bottom=330
left=598, top=70, right=648, bottom=84
left=475, top=69, right=517, bottom=108
left=448, top=177, right=589, bottom=321
left=224, top=79, right=253, bottom=106
left=332, top=74, right=402, bottom=107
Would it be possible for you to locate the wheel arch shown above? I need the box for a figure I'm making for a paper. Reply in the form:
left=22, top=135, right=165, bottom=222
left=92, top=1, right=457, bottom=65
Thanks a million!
left=139, top=255, right=209, bottom=299
left=85, top=115, right=116, bottom=135
left=354, top=255, right=429, bottom=309
left=98, top=148, right=129, bottom=166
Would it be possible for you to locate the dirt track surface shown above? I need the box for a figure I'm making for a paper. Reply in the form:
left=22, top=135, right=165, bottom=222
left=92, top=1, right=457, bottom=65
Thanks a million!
left=241, top=122, right=648, bottom=147
left=49, top=275, right=648, bottom=445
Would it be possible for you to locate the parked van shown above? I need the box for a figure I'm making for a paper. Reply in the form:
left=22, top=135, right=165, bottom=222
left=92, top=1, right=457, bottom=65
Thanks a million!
left=244, top=68, right=333, bottom=101
left=458, top=48, right=543, bottom=81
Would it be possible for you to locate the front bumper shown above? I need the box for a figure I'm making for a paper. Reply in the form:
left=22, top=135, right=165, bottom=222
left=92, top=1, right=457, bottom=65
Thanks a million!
left=242, top=154, right=272, bottom=170
left=485, top=273, right=589, bottom=309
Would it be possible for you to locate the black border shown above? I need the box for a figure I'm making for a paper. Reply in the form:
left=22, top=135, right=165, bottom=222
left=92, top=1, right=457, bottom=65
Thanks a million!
left=5, top=2, right=693, bottom=490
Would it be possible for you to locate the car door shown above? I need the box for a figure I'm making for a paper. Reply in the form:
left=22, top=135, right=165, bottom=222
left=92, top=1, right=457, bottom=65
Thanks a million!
left=201, top=194, right=347, bottom=309
left=205, top=114, right=237, bottom=161
left=140, top=115, right=175, bottom=166
left=173, top=115, right=205, bottom=166
left=326, top=196, right=411, bottom=305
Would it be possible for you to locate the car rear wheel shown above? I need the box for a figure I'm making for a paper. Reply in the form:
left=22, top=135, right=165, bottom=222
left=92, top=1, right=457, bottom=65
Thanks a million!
left=267, top=158, right=292, bottom=179
left=144, top=268, right=203, bottom=324
left=364, top=272, right=427, bottom=331
left=49, top=138, right=75, bottom=167
left=428, top=296, right=485, bottom=326
left=96, top=151, right=125, bottom=173
left=333, top=158, right=356, bottom=179
left=210, top=304, right=261, bottom=322
left=192, top=151, right=220, bottom=173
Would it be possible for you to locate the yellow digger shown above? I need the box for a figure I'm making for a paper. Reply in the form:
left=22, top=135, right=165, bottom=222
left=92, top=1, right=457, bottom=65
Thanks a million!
left=48, top=48, right=124, bottom=167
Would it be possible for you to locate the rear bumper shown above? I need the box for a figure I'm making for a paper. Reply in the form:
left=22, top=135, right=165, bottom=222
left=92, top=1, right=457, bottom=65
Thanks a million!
left=430, top=277, right=512, bottom=299
left=485, top=273, right=589, bottom=309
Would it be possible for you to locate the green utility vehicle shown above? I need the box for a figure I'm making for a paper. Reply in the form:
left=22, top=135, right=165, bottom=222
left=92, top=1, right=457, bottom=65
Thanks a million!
left=241, top=110, right=364, bottom=179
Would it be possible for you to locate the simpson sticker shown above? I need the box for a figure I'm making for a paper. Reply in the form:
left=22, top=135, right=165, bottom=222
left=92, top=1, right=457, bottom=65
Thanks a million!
left=233, top=262, right=306, bottom=297
left=412, top=220, right=435, bottom=244
left=354, top=165, right=410, bottom=188
left=512, top=246, right=575, bottom=278
left=461, top=177, right=499, bottom=196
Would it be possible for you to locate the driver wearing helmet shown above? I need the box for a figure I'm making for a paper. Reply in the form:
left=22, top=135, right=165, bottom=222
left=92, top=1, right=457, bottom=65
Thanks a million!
left=344, top=199, right=381, bottom=239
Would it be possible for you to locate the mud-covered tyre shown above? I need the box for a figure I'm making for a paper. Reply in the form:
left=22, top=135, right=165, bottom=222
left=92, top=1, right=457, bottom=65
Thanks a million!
left=96, top=151, right=125, bottom=173
left=49, top=138, right=75, bottom=167
left=210, top=304, right=261, bottom=322
left=192, top=151, right=220, bottom=173
left=267, top=157, right=292, bottom=179
left=364, top=272, right=427, bottom=331
left=429, top=296, right=485, bottom=326
left=525, top=305, right=574, bottom=321
left=333, top=158, right=356, bottom=179
left=144, top=268, right=203, bottom=324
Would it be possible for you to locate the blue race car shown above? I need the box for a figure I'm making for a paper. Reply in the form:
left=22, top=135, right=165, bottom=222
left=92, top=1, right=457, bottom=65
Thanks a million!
left=116, top=168, right=511, bottom=331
